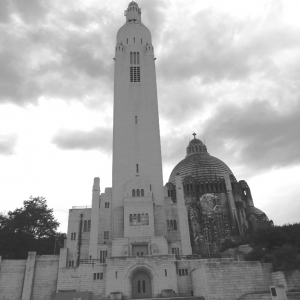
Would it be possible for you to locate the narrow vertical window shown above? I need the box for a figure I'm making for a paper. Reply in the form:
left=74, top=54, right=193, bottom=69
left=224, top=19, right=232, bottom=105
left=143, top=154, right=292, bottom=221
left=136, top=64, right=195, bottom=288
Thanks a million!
left=97, top=273, right=100, bottom=279
left=130, top=52, right=133, bottom=64
left=94, top=273, right=96, bottom=280
left=145, top=213, right=149, bottom=225
left=88, top=220, right=91, bottom=231
left=165, top=269, right=167, bottom=276
left=127, top=38, right=128, bottom=44
left=134, top=37, right=135, bottom=43
left=137, top=189, right=140, bottom=197
left=141, top=38, right=142, bottom=44
left=170, top=220, right=173, bottom=230
left=167, top=220, right=170, bottom=231
left=136, top=164, right=139, bottom=173
left=141, top=189, right=144, bottom=196
left=135, top=116, right=137, bottom=124
left=141, top=213, right=145, bottom=225
left=134, top=52, right=136, bottom=64
left=137, top=52, right=140, bottom=64
left=83, top=220, right=87, bottom=231
left=142, top=280, right=146, bottom=293
left=129, top=214, right=133, bottom=225
left=138, top=214, right=141, bottom=224
left=115, top=271, right=118, bottom=278
left=132, top=189, right=135, bottom=197
left=174, top=220, right=177, bottom=231
left=133, top=214, right=137, bottom=225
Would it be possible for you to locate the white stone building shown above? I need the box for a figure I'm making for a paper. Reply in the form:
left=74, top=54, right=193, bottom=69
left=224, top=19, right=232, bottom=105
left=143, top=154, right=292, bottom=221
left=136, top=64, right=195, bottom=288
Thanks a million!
left=0, top=2, right=282, bottom=300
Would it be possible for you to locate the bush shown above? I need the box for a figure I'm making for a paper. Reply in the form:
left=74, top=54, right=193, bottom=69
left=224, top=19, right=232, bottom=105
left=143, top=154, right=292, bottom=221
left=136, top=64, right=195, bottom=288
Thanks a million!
left=245, top=246, right=266, bottom=262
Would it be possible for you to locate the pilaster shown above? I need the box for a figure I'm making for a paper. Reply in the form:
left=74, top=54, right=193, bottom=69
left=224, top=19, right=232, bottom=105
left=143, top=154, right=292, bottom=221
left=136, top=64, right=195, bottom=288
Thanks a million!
left=89, top=177, right=100, bottom=258
left=175, top=174, right=192, bottom=255
left=21, top=251, right=36, bottom=300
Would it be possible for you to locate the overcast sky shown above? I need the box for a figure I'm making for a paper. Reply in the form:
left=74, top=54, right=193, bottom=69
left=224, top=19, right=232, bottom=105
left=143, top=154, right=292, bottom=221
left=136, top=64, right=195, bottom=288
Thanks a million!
left=1, top=0, right=300, bottom=232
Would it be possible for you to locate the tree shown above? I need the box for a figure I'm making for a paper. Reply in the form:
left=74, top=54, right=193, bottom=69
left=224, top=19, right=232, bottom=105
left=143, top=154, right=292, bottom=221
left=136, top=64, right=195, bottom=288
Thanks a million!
left=0, top=196, right=66, bottom=259
left=244, top=223, right=300, bottom=271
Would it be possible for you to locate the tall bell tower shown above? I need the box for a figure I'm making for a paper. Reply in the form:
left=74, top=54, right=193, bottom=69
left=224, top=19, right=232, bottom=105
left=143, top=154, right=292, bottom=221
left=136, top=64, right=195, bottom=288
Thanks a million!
left=112, top=2, right=166, bottom=240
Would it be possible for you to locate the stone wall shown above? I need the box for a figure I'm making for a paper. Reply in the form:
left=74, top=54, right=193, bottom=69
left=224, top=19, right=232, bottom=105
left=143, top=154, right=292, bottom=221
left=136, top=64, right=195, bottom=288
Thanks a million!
left=57, top=263, right=107, bottom=298
left=0, top=253, right=59, bottom=300
left=191, top=260, right=273, bottom=300
left=32, top=255, right=59, bottom=300
left=0, top=258, right=26, bottom=300
left=272, top=270, right=300, bottom=292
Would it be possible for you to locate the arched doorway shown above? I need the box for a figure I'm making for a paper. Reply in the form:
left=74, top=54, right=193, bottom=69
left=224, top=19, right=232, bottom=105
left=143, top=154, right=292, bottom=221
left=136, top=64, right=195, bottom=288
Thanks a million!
left=132, top=271, right=152, bottom=299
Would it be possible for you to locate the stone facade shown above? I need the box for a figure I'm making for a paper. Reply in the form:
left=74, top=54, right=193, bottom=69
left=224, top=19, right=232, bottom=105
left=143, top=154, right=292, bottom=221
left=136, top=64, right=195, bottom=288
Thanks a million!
left=0, top=2, right=288, bottom=300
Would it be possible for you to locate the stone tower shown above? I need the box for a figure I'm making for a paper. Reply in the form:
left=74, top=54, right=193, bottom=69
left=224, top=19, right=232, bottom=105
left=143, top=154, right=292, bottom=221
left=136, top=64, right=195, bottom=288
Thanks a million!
left=112, top=1, right=166, bottom=240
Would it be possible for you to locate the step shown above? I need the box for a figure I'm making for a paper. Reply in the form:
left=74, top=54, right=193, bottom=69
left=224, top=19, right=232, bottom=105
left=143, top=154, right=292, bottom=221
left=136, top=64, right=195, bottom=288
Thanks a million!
left=239, top=293, right=271, bottom=300
left=131, top=297, right=205, bottom=300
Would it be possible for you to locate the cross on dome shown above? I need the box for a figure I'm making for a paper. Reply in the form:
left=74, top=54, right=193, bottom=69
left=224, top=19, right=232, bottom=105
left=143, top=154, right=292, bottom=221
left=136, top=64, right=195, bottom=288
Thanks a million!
left=192, top=132, right=197, bottom=139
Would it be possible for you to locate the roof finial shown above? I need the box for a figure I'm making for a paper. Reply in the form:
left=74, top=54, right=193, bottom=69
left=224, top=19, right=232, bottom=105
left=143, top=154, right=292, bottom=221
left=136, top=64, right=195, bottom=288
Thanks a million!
left=192, top=132, right=197, bottom=139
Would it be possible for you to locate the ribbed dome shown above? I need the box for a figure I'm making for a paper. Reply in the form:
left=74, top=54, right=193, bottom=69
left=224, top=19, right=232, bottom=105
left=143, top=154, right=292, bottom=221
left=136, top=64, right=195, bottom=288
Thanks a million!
left=169, top=135, right=234, bottom=184
left=245, top=207, right=266, bottom=216
left=169, top=152, right=233, bottom=184
left=189, top=138, right=204, bottom=146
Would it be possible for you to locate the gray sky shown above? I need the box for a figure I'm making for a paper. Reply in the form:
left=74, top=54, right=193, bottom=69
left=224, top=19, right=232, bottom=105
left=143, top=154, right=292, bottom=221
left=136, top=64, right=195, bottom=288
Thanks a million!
left=1, top=0, right=300, bottom=232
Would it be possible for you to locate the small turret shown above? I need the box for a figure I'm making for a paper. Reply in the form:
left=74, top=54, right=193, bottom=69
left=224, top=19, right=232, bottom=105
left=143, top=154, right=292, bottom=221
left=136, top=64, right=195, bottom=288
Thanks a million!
left=124, top=2, right=141, bottom=23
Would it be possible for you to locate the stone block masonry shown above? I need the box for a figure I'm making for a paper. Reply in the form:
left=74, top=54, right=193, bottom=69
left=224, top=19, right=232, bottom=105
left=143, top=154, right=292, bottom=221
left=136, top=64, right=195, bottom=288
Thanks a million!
left=191, top=260, right=273, bottom=300
left=0, top=258, right=27, bottom=300
left=272, top=270, right=300, bottom=292
left=0, top=253, right=59, bottom=300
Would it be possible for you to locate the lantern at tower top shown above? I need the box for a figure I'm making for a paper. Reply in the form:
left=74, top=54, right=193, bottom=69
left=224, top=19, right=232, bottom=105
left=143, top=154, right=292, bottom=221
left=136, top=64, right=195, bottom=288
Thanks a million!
left=124, top=1, right=141, bottom=23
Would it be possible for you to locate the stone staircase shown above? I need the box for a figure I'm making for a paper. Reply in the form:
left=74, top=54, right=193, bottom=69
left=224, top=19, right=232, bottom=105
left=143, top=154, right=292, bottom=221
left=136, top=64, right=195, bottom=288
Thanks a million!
left=239, top=292, right=300, bottom=300
left=239, top=293, right=272, bottom=300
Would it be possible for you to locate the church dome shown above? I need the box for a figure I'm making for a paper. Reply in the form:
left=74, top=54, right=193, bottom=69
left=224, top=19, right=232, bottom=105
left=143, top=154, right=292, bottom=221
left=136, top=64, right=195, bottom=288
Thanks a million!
left=169, top=135, right=234, bottom=184
left=245, top=206, right=266, bottom=216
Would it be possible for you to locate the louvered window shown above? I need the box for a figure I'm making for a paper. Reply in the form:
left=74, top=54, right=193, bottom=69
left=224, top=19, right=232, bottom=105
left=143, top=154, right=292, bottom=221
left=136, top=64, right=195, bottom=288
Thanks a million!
left=130, top=52, right=140, bottom=82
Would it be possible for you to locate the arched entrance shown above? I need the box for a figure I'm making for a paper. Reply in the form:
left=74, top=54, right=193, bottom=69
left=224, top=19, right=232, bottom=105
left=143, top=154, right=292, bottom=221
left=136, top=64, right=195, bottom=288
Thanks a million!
left=132, top=271, right=152, bottom=299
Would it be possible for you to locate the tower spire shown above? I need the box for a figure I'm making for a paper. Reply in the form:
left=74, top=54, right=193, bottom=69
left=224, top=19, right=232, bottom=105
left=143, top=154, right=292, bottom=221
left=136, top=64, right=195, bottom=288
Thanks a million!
left=124, top=2, right=141, bottom=23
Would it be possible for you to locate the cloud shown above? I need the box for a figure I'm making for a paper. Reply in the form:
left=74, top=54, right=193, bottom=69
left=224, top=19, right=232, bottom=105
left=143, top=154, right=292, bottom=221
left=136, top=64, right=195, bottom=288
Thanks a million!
left=0, top=1, right=116, bottom=106
left=0, top=134, right=18, bottom=155
left=201, top=99, right=300, bottom=175
left=138, top=0, right=168, bottom=42
left=157, top=8, right=300, bottom=85
left=52, top=127, right=112, bottom=153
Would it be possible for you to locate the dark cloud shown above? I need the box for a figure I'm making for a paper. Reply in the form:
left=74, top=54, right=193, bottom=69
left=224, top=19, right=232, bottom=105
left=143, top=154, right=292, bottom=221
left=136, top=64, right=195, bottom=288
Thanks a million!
left=10, top=0, right=49, bottom=24
left=0, top=134, right=18, bottom=155
left=160, top=99, right=300, bottom=180
left=201, top=100, right=300, bottom=174
left=157, top=8, right=300, bottom=84
left=52, top=127, right=112, bottom=153
left=0, top=3, right=115, bottom=106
